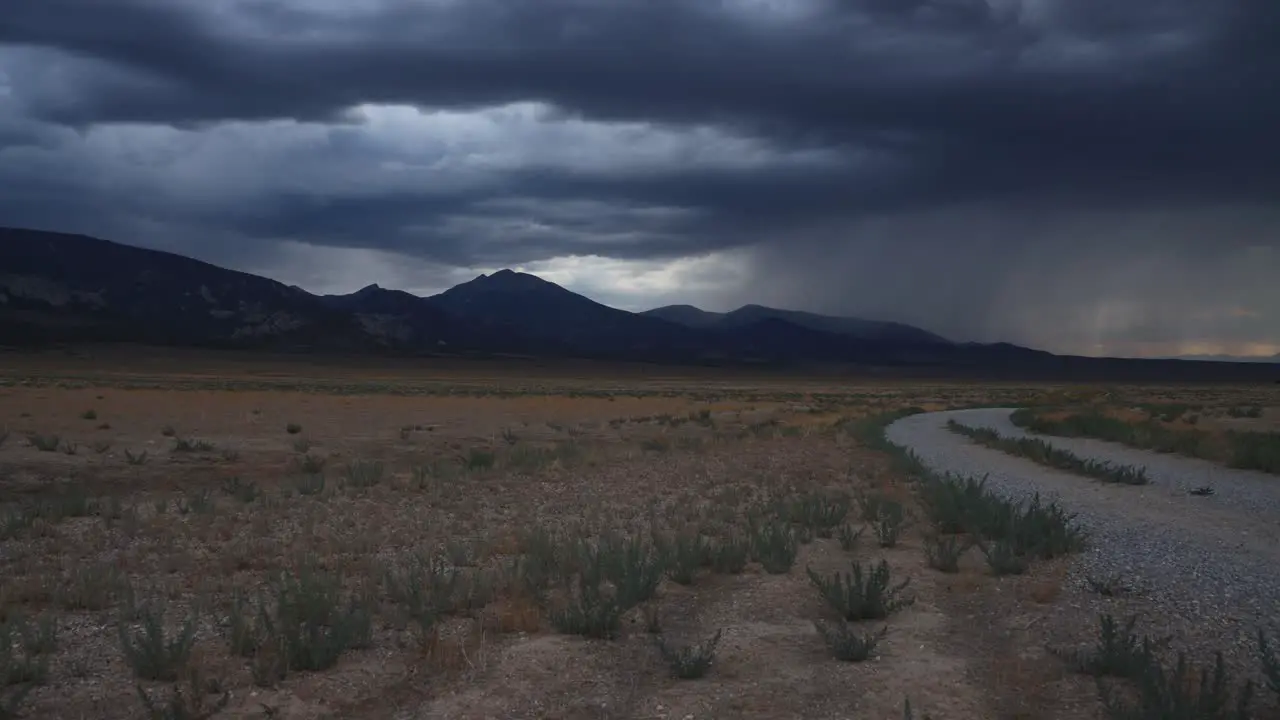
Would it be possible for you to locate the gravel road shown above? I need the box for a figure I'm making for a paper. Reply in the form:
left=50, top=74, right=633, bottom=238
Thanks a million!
left=885, top=407, right=1280, bottom=681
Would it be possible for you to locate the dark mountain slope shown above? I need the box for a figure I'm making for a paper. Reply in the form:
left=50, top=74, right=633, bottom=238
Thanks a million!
left=720, top=304, right=950, bottom=344
left=0, top=227, right=375, bottom=350
left=641, top=304, right=724, bottom=328
left=426, top=270, right=714, bottom=360
left=318, top=283, right=549, bottom=354
left=643, top=302, right=949, bottom=344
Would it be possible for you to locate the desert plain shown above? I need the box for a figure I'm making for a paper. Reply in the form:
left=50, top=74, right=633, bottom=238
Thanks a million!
left=1, top=347, right=1278, bottom=720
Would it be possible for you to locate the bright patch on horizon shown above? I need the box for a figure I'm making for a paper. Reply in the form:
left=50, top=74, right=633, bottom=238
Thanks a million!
left=475, top=253, right=750, bottom=312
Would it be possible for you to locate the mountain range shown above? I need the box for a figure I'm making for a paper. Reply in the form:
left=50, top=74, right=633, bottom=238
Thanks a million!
left=641, top=304, right=949, bottom=345
left=1, top=227, right=1276, bottom=381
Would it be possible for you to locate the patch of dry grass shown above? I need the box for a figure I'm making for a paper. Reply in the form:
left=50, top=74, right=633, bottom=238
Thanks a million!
left=1013, top=388, right=1280, bottom=474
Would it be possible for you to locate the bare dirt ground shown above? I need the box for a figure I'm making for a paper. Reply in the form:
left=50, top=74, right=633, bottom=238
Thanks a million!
left=0, top=349, right=1275, bottom=720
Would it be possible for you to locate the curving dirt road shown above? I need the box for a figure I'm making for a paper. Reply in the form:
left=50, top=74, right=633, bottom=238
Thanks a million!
left=885, top=407, right=1280, bottom=686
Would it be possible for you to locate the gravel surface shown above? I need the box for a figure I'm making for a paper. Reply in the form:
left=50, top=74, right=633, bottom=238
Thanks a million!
left=945, top=406, right=1280, bottom=524
left=886, top=407, right=1280, bottom=682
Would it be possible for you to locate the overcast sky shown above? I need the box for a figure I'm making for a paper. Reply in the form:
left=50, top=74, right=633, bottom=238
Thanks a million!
left=2, top=0, right=1278, bottom=357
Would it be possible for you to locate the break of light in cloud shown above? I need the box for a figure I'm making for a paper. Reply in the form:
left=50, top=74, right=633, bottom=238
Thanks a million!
left=495, top=252, right=753, bottom=312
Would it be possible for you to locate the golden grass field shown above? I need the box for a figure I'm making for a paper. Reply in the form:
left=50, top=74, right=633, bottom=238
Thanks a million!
left=0, top=347, right=1277, bottom=720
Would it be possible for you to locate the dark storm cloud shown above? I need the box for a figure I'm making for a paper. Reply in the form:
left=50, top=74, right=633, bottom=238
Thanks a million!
left=5, top=0, right=1278, bottom=200
left=2, top=0, right=1279, bottom=354
left=221, top=163, right=881, bottom=266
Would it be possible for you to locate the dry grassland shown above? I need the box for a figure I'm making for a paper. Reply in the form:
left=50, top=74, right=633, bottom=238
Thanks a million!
left=0, top=351, right=1275, bottom=719
left=1013, top=387, right=1280, bottom=475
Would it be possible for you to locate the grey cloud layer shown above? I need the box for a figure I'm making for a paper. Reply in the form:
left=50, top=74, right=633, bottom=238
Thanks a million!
left=1, top=0, right=1278, bottom=352
left=6, top=0, right=1277, bottom=196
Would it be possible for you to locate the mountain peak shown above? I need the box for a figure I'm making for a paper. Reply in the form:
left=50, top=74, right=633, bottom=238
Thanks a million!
left=640, top=304, right=725, bottom=328
left=468, top=269, right=553, bottom=292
